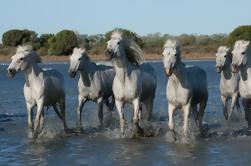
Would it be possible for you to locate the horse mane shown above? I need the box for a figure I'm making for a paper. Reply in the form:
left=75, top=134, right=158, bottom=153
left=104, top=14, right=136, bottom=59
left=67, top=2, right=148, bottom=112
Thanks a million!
left=111, top=31, right=145, bottom=66
left=217, top=46, right=232, bottom=60
left=164, top=39, right=181, bottom=55
left=16, top=45, right=41, bottom=63
left=234, top=40, right=250, bottom=50
left=72, top=47, right=90, bottom=60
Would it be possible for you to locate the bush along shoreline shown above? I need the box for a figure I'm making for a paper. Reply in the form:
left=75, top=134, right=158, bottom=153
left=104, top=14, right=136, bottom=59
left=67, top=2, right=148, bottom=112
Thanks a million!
left=0, top=25, right=251, bottom=60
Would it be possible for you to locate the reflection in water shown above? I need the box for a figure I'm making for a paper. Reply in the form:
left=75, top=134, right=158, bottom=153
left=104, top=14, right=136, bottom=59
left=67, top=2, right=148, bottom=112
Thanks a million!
left=0, top=61, right=251, bottom=165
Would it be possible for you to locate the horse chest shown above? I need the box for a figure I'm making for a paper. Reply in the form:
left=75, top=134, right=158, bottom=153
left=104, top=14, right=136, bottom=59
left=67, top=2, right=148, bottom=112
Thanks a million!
left=166, top=80, right=191, bottom=106
left=113, top=77, right=139, bottom=101
left=220, top=78, right=238, bottom=96
left=80, top=83, right=100, bottom=100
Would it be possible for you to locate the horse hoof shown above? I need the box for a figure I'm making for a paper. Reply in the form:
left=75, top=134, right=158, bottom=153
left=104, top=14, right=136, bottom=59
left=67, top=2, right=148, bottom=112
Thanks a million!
left=224, top=112, right=229, bottom=120
left=246, top=130, right=251, bottom=136
left=75, top=127, right=84, bottom=134
left=171, top=130, right=177, bottom=141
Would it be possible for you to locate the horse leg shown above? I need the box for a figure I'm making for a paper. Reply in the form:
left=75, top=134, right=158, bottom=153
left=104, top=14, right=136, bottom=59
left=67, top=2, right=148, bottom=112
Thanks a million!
left=242, top=99, right=251, bottom=133
left=58, top=97, right=71, bottom=133
left=138, top=103, right=142, bottom=120
left=26, top=103, right=34, bottom=138
left=104, top=96, right=115, bottom=111
left=229, top=92, right=239, bottom=119
left=76, top=97, right=86, bottom=132
left=192, top=105, right=198, bottom=126
left=236, top=97, right=241, bottom=112
left=38, top=110, right=45, bottom=133
left=145, top=97, right=154, bottom=121
left=182, top=103, right=191, bottom=137
left=198, top=98, right=207, bottom=133
left=115, top=100, right=125, bottom=136
left=33, top=101, right=44, bottom=138
left=97, top=98, right=104, bottom=127
left=132, top=98, right=144, bottom=136
left=221, top=95, right=228, bottom=120
left=168, top=103, right=176, bottom=140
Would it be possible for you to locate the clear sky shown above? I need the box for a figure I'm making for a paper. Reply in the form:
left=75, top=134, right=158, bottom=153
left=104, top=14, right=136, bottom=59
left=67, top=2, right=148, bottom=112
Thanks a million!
left=0, top=0, right=250, bottom=37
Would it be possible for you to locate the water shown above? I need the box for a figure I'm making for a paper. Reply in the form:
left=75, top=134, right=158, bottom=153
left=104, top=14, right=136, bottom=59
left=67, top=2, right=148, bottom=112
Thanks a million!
left=0, top=61, right=250, bottom=165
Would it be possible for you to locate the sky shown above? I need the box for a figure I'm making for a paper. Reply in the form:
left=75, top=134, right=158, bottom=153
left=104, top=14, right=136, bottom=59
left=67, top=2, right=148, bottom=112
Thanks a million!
left=0, top=0, right=250, bottom=38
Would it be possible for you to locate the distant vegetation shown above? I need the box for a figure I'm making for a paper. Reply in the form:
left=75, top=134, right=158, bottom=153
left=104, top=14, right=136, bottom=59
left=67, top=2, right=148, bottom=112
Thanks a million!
left=0, top=25, right=251, bottom=59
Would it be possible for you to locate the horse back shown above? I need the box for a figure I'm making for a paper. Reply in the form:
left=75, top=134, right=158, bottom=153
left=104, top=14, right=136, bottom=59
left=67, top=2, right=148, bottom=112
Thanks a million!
left=186, top=65, right=208, bottom=102
left=43, top=68, right=65, bottom=96
left=140, top=63, right=157, bottom=100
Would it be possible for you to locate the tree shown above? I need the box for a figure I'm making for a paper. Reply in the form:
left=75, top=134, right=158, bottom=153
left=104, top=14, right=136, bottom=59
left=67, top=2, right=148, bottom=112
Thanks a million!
left=105, top=28, right=143, bottom=47
left=2, top=29, right=38, bottom=47
left=227, top=25, right=251, bottom=46
left=48, top=30, right=78, bottom=55
left=39, top=34, right=54, bottom=48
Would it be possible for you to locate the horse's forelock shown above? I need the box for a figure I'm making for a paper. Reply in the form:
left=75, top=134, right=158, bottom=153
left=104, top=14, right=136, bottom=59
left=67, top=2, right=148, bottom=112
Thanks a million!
left=234, top=40, right=250, bottom=50
left=111, top=31, right=123, bottom=40
left=164, top=39, right=180, bottom=49
left=218, top=46, right=230, bottom=53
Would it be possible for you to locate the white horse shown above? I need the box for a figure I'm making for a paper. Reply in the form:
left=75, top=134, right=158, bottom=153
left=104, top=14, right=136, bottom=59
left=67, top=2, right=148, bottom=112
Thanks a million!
left=69, top=48, right=115, bottom=131
left=7, top=45, right=70, bottom=138
left=106, top=31, right=157, bottom=136
left=216, top=46, right=240, bottom=120
left=231, top=40, right=251, bottom=133
left=163, top=39, right=208, bottom=139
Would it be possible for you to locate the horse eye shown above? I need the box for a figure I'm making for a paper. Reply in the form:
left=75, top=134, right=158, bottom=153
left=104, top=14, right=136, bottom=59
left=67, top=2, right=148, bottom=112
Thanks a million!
left=224, top=55, right=227, bottom=58
left=117, top=42, right=120, bottom=45
left=20, top=58, right=24, bottom=61
left=241, top=52, right=245, bottom=55
left=78, top=58, right=81, bottom=61
left=174, top=54, right=177, bottom=56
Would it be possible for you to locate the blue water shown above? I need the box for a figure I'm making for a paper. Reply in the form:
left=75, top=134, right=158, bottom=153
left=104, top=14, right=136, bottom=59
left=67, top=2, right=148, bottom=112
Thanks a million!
left=0, top=61, right=250, bottom=165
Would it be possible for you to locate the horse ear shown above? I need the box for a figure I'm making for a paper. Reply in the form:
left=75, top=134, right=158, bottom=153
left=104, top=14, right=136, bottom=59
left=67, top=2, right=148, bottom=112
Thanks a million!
left=244, top=41, right=250, bottom=48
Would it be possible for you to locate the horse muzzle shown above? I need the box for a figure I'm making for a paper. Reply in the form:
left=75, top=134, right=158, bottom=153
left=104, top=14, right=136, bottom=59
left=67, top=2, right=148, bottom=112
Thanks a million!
left=231, top=64, right=238, bottom=73
left=165, top=68, right=173, bottom=76
left=105, top=50, right=114, bottom=60
left=68, top=70, right=77, bottom=78
left=215, top=66, right=222, bottom=73
left=7, top=68, right=16, bottom=78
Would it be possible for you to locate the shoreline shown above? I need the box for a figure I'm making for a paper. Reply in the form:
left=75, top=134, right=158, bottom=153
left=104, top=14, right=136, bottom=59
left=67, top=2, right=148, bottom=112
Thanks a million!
left=0, top=53, right=215, bottom=63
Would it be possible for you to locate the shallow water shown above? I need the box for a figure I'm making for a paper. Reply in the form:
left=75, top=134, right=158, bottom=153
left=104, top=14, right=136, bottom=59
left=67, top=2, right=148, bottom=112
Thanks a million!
left=0, top=61, right=250, bottom=165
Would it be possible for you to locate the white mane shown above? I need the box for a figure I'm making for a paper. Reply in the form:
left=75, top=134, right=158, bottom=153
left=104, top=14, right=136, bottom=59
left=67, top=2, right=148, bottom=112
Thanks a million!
left=111, top=31, right=145, bottom=66
left=234, top=40, right=250, bottom=50
left=73, top=47, right=86, bottom=55
left=218, top=46, right=230, bottom=52
left=14, top=45, right=41, bottom=63
left=164, top=39, right=180, bottom=49
left=16, top=45, right=33, bottom=55
left=72, top=47, right=90, bottom=60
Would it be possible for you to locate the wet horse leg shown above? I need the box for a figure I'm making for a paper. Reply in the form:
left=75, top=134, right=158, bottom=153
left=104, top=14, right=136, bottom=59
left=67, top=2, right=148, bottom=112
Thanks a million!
left=76, top=97, right=86, bottom=132
left=221, top=95, right=228, bottom=120
left=115, top=100, right=125, bottom=136
left=168, top=103, right=176, bottom=140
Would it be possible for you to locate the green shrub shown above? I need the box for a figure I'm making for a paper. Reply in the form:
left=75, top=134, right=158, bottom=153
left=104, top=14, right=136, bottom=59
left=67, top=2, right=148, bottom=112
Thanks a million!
left=48, top=30, right=78, bottom=55
left=2, top=29, right=38, bottom=47
left=227, top=25, right=251, bottom=46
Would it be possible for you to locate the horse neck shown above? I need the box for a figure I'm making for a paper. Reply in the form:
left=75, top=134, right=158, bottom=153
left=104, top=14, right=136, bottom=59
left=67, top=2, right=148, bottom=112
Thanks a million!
left=171, top=59, right=189, bottom=84
left=79, top=59, right=97, bottom=85
left=24, top=63, right=43, bottom=86
left=113, top=52, right=134, bottom=82
left=221, top=55, right=234, bottom=80
left=240, top=48, right=251, bottom=80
